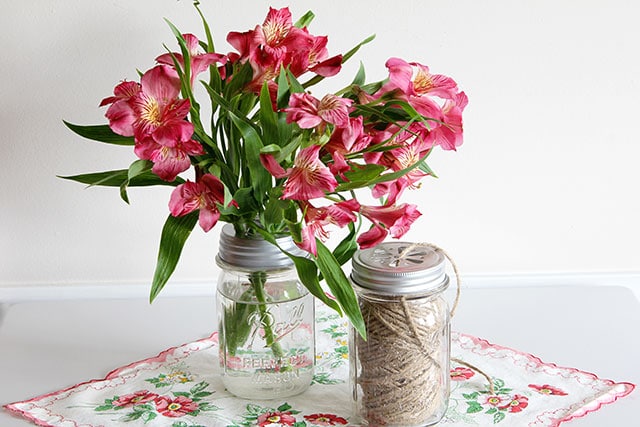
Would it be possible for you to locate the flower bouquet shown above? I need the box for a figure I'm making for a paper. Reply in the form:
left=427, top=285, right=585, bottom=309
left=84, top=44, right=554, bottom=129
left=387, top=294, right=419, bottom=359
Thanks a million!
left=62, top=2, right=466, bottom=344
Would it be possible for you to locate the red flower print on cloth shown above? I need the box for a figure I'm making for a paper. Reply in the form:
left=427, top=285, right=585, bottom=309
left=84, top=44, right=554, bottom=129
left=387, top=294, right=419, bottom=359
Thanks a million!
left=529, top=384, right=569, bottom=396
left=499, top=394, right=529, bottom=413
left=154, top=395, right=198, bottom=418
left=304, top=413, right=349, bottom=425
left=483, top=395, right=506, bottom=407
left=257, top=411, right=297, bottom=426
left=112, top=390, right=159, bottom=408
left=450, top=366, right=475, bottom=381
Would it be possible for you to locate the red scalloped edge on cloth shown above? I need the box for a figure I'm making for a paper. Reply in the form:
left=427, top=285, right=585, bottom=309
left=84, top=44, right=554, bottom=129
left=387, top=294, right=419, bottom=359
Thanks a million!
left=4, top=331, right=635, bottom=427
left=454, top=332, right=636, bottom=427
left=2, top=332, right=218, bottom=427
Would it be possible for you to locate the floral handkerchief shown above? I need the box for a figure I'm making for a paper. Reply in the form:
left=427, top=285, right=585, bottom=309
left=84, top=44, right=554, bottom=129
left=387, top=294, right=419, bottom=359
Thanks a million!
left=4, top=305, right=634, bottom=427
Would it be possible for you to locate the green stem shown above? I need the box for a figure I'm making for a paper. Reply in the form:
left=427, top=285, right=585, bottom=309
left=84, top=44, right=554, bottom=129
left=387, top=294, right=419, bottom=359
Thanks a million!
left=249, top=271, right=285, bottom=359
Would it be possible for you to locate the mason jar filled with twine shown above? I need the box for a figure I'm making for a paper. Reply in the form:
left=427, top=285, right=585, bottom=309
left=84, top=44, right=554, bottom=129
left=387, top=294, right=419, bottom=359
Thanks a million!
left=349, top=242, right=453, bottom=426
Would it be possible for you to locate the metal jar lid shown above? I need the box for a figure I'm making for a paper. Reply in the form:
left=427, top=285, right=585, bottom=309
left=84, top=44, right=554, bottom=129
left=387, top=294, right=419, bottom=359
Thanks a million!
left=216, top=223, right=306, bottom=271
left=351, top=242, right=449, bottom=295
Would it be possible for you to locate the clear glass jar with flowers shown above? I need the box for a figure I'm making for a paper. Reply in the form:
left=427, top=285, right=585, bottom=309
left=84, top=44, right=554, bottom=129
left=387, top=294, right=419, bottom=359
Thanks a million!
left=61, top=1, right=466, bottom=397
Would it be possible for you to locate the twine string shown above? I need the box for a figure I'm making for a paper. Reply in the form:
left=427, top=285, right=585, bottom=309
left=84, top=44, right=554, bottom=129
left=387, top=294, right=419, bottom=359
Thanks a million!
left=356, top=243, right=494, bottom=424
left=396, top=242, right=494, bottom=393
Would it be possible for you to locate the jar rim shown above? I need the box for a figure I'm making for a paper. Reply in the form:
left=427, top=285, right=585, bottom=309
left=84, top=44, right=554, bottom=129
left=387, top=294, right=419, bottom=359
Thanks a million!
left=350, top=242, right=449, bottom=295
left=216, top=224, right=306, bottom=271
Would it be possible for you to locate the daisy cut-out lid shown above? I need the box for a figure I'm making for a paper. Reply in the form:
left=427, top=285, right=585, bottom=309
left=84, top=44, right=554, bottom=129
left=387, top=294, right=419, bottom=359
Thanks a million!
left=350, top=242, right=449, bottom=295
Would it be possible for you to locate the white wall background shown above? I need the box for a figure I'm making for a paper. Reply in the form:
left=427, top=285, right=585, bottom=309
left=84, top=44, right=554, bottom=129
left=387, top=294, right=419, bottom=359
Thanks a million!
left=1, top=0, right=639, bottom=293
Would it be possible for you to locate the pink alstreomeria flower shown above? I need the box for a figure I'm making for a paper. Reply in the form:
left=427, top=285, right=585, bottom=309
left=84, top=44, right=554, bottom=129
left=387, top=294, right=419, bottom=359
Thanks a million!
left=297, top=199, right=359, bottom=255
left=371, top=125, right=434, bottom=204
left=99, top=80, right=141, bottom=137
left=134, top=136, right=204, bottom=182
left=130, top=65, right=194, bottom=144
left=101, top=65, right=204, bottom=181
left=284, top=93, right=353, bottom=129
left=379, top=57, right=467, bottom=151
left=169, top=174, right=227, bottom=232
left=260, top=145, right=338, bottom=201
left=429, top=91, right=468, bottom=151
left=156, top=33, right=227, bottom=83
left=154, top=395, right=198, bottom=418
left=227, top=7, right=341, bottom=90
left=384, top=57, right=459, bottom=100
left=357, top=203, right=421, bottom=248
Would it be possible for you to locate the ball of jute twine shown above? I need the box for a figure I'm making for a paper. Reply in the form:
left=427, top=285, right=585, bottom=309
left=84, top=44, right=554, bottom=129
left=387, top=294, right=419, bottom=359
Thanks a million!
left=355, top=243, right=493, bottom=426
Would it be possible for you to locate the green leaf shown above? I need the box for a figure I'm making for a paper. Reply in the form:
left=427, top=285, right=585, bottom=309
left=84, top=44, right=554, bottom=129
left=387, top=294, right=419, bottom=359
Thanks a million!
left=142, top=411, right=157, bottom=423
left=315, top=241, right=366, bottom=339
left=351, top=62, right=366, bottom=86
left=248, top=227, right=341, bottom=315
left=193, top=391, right=213, bottom=398
left=277, top=403, right=292, bottom=412
left=290, top=255, right=322, bottom=289
left=294, top=10, right=315, bottom=28
left=332, top=223, right=358, bottom=267
left=63, top=121, right=135, bottom=146
left=285, top=68, right=305, bottom=95
left=190, top=381, right=210, bottom=394
left=223, top=296, right=258, bottom=356
left=262, top=195, right=285, bottom=229
left=173, top=391, right=191, bottom=398
left=342, top=34, right=375, bottom=64
left=120, top=160, right=154, bottom=204
left=493, top=411, right=506, bottom=424
left=276, top=67, right=291, bottom=109
left=336, top=164, right=386, bottom=191
left=59, top=169, right=183, bottom=188
left=258, top=83, right=279, bottom=145
left=228, top=112, right=271, bottom=202
left=149, top=212, right=199, bottom=302
left=466, top=401, right=483, bottom=414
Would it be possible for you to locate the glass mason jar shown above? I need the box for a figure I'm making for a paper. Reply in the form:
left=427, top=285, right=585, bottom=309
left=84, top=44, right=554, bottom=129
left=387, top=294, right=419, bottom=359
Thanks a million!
left=349, top=242, right=451, bottom=426
left=216, top=224, right=315, bottom=399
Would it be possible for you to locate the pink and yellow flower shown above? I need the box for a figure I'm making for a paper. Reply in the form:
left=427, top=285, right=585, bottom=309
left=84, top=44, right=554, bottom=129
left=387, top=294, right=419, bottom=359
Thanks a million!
left=358, top=203, right=421, bottom=247
left=284, top=93, right=353, bottom=129
left=303, top=413, right=349, bottom=426
left=384, top=57, right=459, bottom=100
left=257, top=411, right=297, bottom=426
left=154, top=395, right=198, bottom=418
left=101, top=65, right=204, bottom=181
left=483, top=395, right=506, bottom=407
left=134, top=136, right=204, bottom=182
left=130, top=65, right=193, bottom=144
left=100, top=80, right=141, bottom=137
left=450, top=366, right=475, bottom=381
left=112, top=390, right=159, bottom=408
left=169, top=174, right=227, bottom=232
left=297, top=199, right=359, bottom=255
left=528, top=384, right=568, bottom=396
left=499, top=394, right=529, bottom=413
left=261, top=145, right=338, bottom=201
left=157, top=33, right=227, bottom=83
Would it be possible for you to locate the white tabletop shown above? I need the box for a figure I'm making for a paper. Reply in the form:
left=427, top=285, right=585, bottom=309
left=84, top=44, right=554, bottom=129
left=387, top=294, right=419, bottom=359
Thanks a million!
left=1, top=285, right=638, bottom=426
